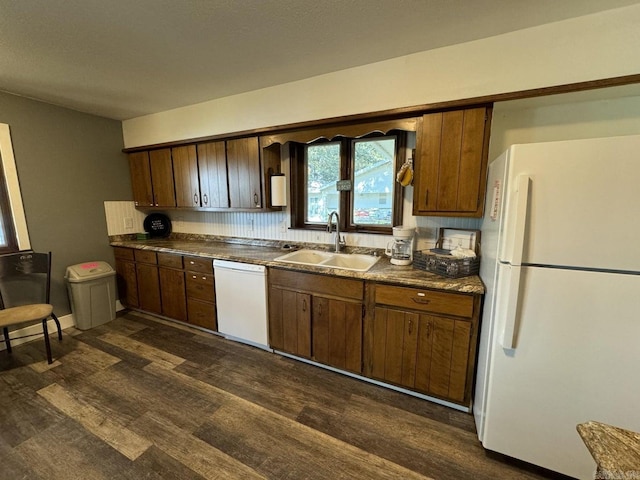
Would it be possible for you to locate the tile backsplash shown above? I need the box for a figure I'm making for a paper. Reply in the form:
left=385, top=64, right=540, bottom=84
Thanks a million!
left=104, top=201, right=481, bottom=251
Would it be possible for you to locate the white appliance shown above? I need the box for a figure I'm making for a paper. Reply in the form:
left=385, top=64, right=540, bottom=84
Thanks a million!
left=385, top=226, right=415, bottom=265
left=213, top=260, right=270, bottom=350
left=474, top=135, right=640, bottom=479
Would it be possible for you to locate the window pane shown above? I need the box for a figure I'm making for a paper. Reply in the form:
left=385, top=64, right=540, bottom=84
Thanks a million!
left=306, top=142, right=341, bottom=223
left=352, top=137, right=395, bottom=225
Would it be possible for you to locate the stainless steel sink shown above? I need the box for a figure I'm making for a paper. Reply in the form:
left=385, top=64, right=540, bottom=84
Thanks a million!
left=274, top=249, right=380, bottom=272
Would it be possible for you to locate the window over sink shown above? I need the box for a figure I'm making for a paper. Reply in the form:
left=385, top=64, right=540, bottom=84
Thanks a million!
left=291, top=132, right=407, bottom=235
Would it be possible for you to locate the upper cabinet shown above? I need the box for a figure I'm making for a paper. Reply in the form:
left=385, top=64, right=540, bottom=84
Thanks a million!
left=413, top=106, right=492, bottom=217
left=128, top=136, right=280, bottom=212
left=227, top=137, right=262, bottom=209
left=197, top=141, right=229, bottom=208
left=129, top=149, right=176, bottom=207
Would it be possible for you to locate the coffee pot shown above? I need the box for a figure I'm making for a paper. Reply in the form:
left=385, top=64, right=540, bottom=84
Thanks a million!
left=385, top=226, right=415, bottom=265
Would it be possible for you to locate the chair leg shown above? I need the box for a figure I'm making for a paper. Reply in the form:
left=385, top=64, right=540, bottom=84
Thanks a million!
left=42, top=318, right=52, bottom=364
left=51, top=312, right=62, bottom=341
left=3, top=327, right=12, bottom=353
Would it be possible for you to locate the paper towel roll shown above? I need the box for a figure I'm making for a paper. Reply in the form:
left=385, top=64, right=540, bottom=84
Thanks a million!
left=271, top=174, right=287, bottom=207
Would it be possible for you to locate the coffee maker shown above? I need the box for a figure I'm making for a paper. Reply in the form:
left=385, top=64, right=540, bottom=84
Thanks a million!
left=385, top=226, right=415, bottom=265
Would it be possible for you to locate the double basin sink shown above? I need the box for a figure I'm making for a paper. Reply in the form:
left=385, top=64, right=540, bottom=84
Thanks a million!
left=274, top=249, right=380, bottom=272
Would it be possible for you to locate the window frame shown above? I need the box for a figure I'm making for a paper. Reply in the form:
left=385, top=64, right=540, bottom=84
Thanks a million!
left=0, top=124, right=29, bottom=253
left=290, top=131, right=406, bottom=235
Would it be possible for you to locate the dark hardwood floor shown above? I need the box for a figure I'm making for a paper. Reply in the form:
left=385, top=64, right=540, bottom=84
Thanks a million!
left=0, top=310, right=560, bottom=479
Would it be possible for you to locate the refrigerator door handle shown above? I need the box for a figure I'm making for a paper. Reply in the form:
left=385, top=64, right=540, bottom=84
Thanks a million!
left=510, top=175, right=531, bottom=266
left=502, top=264, right=522, bottom=349
left=501, top=176, right=530, bottom=349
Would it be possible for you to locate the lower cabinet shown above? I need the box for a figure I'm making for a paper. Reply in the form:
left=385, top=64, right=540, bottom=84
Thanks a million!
left=112, top=248, right=217, bottom=331
left=114, top=247, right=138, bottom=308
left=158, top=253, right=187, bottom=323
left=364, top=283, right=480, bottom=406
left=268, top=268, right=364, bottom=374
left=184, top=256, right=217, bottom=331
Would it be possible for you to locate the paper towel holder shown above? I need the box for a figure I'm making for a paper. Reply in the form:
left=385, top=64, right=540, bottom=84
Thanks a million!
left=269, top=170, right=287, bottom=207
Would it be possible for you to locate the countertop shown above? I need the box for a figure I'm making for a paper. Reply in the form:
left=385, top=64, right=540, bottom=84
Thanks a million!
left=577, top=421, right=640, bottom=479
left=110, top=236, right=485, bottom=295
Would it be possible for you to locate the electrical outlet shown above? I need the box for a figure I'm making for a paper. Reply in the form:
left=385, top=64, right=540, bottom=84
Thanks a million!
left=123, top=217, right=133, bottom=230
left=247, top=217, right=254, bottom=233
left=280, top=219, right=287, bottom=234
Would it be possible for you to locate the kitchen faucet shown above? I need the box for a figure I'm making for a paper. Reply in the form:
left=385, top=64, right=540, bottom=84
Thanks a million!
left=327, top=211, right=346, bottom=252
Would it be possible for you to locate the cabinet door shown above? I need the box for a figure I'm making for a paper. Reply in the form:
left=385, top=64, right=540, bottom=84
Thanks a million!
left=136, top=263, right=161, bottom=314
left=129, top=151, right=154, bottom=206
left=159, top=267, right=187, bottom=322
left=114, top=258, right=138, bottom=308
left=413, top=107, right=489, bottom=217
left=370, top=306, right=419, bottom=388
left=227, top=137, right=262, bottom=209
left=415, top=315, right=471, bottom=403
left=172, top=145, right=200, bottom=207
left=312, top=297, right=363, bottom=373
left=197, top=141, right=229, bottom=208
left=149, top=148, right=176, bottom=207
left=268, top=287, right=311, bottom=358
left=187, top=298, right=217, bottom=330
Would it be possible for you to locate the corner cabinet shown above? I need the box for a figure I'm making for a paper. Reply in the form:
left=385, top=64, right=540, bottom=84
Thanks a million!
left=412, top=106, right=492, bottom=217
left=364, top=283, right=481, bottom=407
left=268, top=268, right=364, bottom=374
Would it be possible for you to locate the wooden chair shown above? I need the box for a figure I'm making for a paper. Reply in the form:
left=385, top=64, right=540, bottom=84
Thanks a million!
left=0, top=252, right=62, bottom=364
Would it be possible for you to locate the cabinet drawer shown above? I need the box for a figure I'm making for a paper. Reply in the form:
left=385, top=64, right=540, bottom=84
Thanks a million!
left=134, top=249, right=157, bottom=265
left=374, top=284, right=473, bottom=318
left=186, top=272, right=215, bottom=302
left=269, top=268, right=363, bottom=301
left=158, top=252, right=183, bottom=269
left=113, top=247, right=134, bottom=261
left=184, top=256, right=213, bottom=273
left=187, top=298, right=217, bottom=330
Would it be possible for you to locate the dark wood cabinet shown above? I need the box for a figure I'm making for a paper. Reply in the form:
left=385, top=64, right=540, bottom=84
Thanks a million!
left=114, top=247, right=138, bottom=308
left=184, top=256, right=217, bottom=331
left=268, top=268, right=364, bottom=373
left=172, top=145, right=200, bottom=207
left=134, top=250, right=162, bottom=315
left=114, top=248, right=216, bottom=330
left=128, top=149, right=176, bottom=207
left=128, top=151, right=154, bottom=207
left=227, top=137, right=262, bottom=209
left=158, top=253, right=187, bottom=322
left=365, top=283, right=480, bottom=406
left=413, top=106, right=491, bottom=217
left=197, top=141, right=229, bottom=208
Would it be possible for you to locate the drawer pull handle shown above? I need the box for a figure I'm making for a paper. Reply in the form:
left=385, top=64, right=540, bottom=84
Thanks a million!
left=192, top=275, right=197, bottom=279
left=202, top=276, right=207, bottom=280
left=190, top=261, right=195, bottom=265
left=412, top=295, right=431, bottom=304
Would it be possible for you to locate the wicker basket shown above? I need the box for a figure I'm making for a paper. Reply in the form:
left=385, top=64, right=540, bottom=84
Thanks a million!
left=412, top=227, right=481, bottom=278
left=413, top=250, right=480, bottom=278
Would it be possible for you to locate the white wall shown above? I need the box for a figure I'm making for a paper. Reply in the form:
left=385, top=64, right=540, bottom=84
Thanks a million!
left=122, top=4, right=640, bottom=148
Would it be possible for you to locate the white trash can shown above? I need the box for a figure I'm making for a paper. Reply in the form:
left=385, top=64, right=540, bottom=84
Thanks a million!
left=65, top=261, right=117, bottom=330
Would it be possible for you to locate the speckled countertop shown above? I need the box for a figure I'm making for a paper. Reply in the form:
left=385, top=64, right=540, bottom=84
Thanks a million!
left=110, top=234, right=485, bottom=295
left=577, top=421, right=640, bottom=478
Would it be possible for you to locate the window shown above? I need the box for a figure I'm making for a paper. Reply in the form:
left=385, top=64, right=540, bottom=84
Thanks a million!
left=291, top=132, right=406, bottom=234
left=0, top=124, right=30, bottom=253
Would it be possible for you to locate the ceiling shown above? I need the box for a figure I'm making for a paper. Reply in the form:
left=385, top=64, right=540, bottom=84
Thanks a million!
left=1, top=0, right=638, bottom=121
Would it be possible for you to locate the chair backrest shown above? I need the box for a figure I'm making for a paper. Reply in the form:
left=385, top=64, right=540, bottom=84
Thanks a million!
left=0, top=252, right=51, bottom=308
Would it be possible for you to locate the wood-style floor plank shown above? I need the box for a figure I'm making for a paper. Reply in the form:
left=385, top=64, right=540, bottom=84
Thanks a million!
left=0, top=311, right=562, bottom=480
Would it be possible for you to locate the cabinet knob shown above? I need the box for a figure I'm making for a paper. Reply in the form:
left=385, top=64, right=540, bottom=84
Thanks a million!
left=202, top=193, right=208, bottom=206
left=254, top=192, right=259, bottom=206
left=194, top=192, right=199, bottom=205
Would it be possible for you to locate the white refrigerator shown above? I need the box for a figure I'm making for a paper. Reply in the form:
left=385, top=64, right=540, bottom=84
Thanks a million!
left=474, top=134, right=640, bottom=479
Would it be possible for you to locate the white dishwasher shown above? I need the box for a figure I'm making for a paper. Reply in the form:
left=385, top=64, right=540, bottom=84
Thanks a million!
left=213, top=259, right=270, bottom=350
